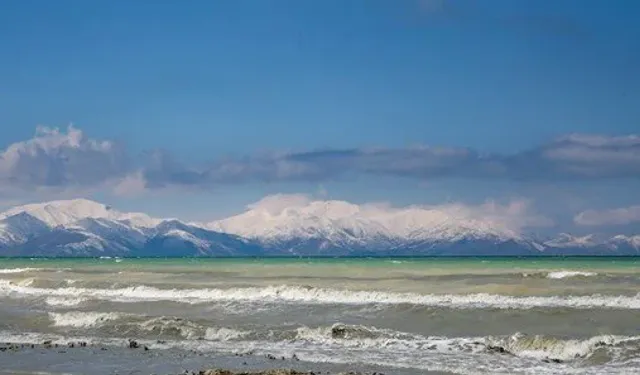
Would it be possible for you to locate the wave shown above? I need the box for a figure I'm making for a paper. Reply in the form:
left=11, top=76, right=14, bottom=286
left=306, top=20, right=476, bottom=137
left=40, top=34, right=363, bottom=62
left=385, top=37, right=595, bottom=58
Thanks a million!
left=48, top=312, right=124, bottom=328
left=488, top=332, right=639, bottom=362
left=46, top=311, right=251, bottom=341
left=40, top=310, right=640, bottom=365
left=0, top=268, right=42, bottom=274
left=295, top=323, right=640, bottom=364
left=0, top=326, right=639, bottom=375
left=204, top=327, right=250, bottom=341
left=45, top=297, right=85, bottom=307
left=137, top=316, right=206, bottom=339
left=546, top=271, right=598, bottom=279
left=1, top=280, right=639, bottom=310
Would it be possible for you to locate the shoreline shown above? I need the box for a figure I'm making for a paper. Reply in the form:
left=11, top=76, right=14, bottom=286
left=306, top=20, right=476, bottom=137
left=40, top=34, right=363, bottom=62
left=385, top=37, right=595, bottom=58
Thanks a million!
left=0, top=341, right=448, bottom=375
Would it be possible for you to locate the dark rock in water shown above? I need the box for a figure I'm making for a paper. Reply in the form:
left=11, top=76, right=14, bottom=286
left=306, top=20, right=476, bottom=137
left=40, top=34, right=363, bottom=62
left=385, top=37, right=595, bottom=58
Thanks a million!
left=128, top=339, right=140, bottom=349
left=43, top=340, right=52, bottom=346
left=486, top=345, right=512, bottom=355
left=144, top=345, right=150, bottom=351
left=331, top=324, right=347, bottom=339
left=542, top=358, right=563, bottom=364
left=198, top=370, right=316, bottom=375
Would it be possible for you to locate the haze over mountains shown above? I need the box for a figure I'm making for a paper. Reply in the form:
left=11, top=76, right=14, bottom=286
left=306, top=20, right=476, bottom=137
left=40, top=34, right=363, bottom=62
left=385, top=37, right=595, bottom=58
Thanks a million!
left=0, top=197, right=637, bottom=257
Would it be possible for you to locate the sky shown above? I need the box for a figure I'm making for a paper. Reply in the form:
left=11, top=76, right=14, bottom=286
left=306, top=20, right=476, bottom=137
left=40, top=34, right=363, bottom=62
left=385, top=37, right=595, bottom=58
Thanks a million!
left=0, top=0, right=639, bottom=236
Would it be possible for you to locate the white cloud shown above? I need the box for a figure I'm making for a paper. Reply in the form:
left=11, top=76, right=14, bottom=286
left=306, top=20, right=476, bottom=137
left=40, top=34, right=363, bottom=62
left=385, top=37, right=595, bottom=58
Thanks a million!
left=543, top=134, right=640, bottom=163
left=246, top=193, right=312, bottom=215
left=574, top=205, right=640, bottom=226
left=2, top=126, right=639, bottom=195
left=112, top=172, right=148, bottom=197
left=0, top=125, right=129, bottom=189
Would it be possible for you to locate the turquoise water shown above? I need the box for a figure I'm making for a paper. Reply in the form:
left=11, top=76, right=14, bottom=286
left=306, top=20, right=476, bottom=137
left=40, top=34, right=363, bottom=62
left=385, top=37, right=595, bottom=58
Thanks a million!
left=2, top=255, right=638, bottom=269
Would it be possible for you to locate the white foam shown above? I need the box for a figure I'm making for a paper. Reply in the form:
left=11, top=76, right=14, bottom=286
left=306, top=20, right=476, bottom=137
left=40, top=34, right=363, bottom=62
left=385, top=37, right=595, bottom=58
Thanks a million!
left=294, top=323, right=477, bottom=352
left=0, top=268, right=41, bottom=274
left=490, top=332, right=640, bottom=362
left=546, top=270, right=598, bottom=279
left=204, top=327, right=248, bottom=341
left=15, top=278, right=35, bottom=286
left=48, top=311, right=123, bottom=328
left=138, top=316, right=202, bottom=339
left=45, top=297, right=84, bottom=307
left=0, top=330, right=638, bottom=375
left=291, top=324, right=640, bottom=363
left=1, top=281, right=638, bottom=309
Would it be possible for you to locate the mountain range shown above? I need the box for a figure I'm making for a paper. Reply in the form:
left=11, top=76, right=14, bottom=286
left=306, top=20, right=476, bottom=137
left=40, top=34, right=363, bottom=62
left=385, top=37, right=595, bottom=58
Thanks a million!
left=0, top=198, right=637, bottom=257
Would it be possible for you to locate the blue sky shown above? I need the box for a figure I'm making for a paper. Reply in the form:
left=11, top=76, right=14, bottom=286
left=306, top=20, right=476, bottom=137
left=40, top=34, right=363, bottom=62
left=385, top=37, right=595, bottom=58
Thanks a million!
left=0, top=0, right=639, bottom=234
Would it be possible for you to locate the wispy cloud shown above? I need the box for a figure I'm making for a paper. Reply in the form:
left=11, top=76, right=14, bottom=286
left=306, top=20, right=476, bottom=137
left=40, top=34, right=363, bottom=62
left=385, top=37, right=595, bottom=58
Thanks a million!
left=1, top=126, right=638, bottom=193
left=574, top=205, right=640, bottom=226
left=146, top=133, right=640, bottom=185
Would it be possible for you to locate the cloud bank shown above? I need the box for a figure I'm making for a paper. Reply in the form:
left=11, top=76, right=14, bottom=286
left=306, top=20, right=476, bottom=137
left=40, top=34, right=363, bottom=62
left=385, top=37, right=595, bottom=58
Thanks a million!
left=0, top=126, right=128, bottom=192
left=574, top=205, right=640, bottom=227
left=1, top=126, right=638, bottom=193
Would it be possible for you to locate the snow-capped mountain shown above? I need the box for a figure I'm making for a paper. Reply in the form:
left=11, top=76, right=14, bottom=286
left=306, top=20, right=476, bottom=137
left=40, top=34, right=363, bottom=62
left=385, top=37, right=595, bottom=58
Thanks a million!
left=0, top=199, right=260, bottom=257
left=0, top=197, right=637, bottom=257
left=208, top=200, right=524, bottom=243
left=0, top=198, right=160, bottom=229
left=539, top=233, right=640, bottom=255
left=206, top=195, right=546, bottom=255
left=604, top=235, right=640, bottom=251
left=543, top=233, right=599, bottom=248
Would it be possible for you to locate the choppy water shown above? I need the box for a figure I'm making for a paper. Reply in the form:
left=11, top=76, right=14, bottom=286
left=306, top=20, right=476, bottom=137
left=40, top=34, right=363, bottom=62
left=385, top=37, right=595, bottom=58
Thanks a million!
left=0, top=257, right=639, bottom=374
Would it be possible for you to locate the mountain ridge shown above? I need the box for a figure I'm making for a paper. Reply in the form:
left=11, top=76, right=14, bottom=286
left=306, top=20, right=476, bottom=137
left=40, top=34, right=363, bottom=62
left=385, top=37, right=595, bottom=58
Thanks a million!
left=0, top=198, right=637, bottom=257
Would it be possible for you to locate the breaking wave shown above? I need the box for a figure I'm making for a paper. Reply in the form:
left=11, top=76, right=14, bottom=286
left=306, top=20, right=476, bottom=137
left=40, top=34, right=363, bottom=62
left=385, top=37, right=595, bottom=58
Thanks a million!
left=46, top=311, right=250, bottom=341
left=1, top=280, right=639, bottom=309
left=546, top=271, right=598, bottom=279
left=37, top=309, right=640, bottom=365
left=2, top=322, right=639, bottom=370
left=0, top=268, right=42, bottom=274
left=488, top=332, right=640, bottom=362
left=48, top=312, right=124, bottom=328
left=45, top=297, right=85, bottom=307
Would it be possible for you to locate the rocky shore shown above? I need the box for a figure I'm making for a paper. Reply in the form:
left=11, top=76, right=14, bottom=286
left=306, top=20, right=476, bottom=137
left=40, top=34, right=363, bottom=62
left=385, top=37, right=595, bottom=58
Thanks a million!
left=0, top=340, right=413, bottom=375
left=195, top=370, right=375, bottom=375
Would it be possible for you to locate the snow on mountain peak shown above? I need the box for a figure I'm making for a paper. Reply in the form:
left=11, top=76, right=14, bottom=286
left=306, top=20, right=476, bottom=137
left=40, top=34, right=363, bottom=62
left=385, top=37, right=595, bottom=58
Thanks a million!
left=0, top=195, right=637, bottom=256
left=543, top=233, right=597, bottom=248
left=0, top=198, right=161, bottom=229
left=208, top=194, right=545, bottom=243
left=608, top=235, right=640, bottom=249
